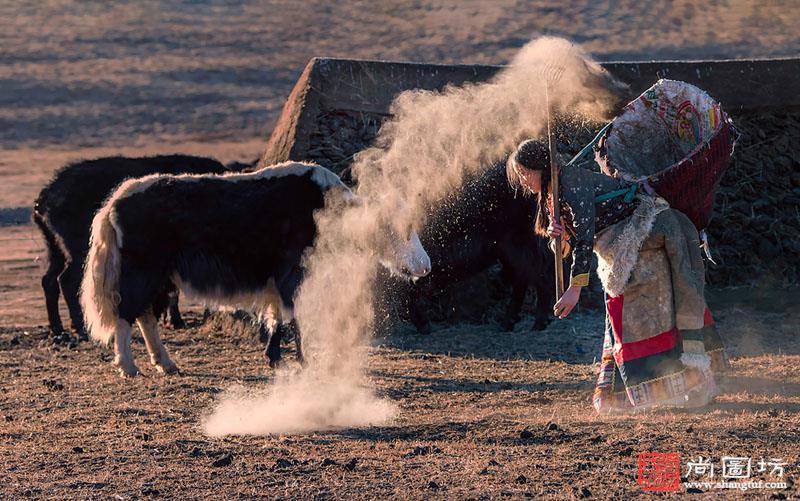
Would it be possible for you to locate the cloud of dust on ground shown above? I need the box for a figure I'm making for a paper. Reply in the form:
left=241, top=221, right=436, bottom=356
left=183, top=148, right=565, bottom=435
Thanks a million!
left=203, top=362, right=396, bottom=436
left=203, top=37, right=624, bottom=437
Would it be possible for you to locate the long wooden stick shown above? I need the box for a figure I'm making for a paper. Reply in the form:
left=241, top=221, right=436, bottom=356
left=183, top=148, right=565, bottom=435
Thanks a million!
left=544, top=81, right=565, bottom=301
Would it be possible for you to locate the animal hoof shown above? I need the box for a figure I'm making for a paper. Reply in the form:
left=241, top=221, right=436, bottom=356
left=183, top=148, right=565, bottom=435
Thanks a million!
left=157, top=361, right=180, bottom=375
left=533, top=318, right=551, bottom=331
left=168, top=319, right=186, bottom=330
left=268, top=358, right=283, bottom=369
left=77, top=331, right=89, bottom=342
left=499, top=319, right=517, bottom=332
left=50, top=331, right=73, bottom=345
left=117, top=365, right=141, bottom=378
left=265, top=344, right=282, bottom=368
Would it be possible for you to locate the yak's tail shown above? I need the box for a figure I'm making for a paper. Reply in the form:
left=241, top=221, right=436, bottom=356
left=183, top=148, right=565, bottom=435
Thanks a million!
left=80, top=202, right=123, bottom=345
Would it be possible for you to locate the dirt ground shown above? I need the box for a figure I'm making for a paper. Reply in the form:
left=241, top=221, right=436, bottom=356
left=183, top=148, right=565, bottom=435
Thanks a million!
left=2, top=1, right=800, bottom=499
left=1, top=225, right=799, bottom=499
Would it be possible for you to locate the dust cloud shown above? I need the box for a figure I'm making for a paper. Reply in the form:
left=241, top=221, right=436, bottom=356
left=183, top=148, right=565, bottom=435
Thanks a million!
left=203, top=37, right=624, bottom=437
left=203, top=366, right=396, bottom=436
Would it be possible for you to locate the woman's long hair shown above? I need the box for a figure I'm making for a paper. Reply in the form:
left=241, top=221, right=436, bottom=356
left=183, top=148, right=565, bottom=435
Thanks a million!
left=506, top=139, right=552, bottom=237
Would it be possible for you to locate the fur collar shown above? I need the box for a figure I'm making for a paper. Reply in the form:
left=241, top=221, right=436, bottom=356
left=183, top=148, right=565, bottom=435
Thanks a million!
left=594, top=195, right=670, bottom=297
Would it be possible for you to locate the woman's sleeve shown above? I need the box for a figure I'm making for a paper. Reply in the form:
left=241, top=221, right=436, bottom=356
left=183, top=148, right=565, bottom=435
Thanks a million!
left=562, top=185, right=595, bottom=287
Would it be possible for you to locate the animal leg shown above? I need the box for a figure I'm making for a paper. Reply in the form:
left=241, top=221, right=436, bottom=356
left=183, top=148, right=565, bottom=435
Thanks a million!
left=256, top=320, right=271, bottom=344
left=533, top=276, right=553, bottom=331
left=265, top=323, right=283, bottom=368
left=408, top=286, right=432, bottom=334
left=501, top=281, right=526, bottom=331
left=164, top=290, right=185, bottom=329
left=137, top=308, right=179, bottom=375
left=258, top=304, right=279, bottom=344
left=36, top=218, right=67, bottom=340
left=113, top=319, right=140, bottom=377
left=275, top=266, right=304, bottom=365
left=444, top=288, right=461, bottom=323
left=287, top=318, right=305, bottom=367
left=58, top=258, right=87, bottom=341
left=264, top=312, right=304, bottom=367
left=151, top=283, right=184, bottom=330
left=116, top=260, right=174, bottom=375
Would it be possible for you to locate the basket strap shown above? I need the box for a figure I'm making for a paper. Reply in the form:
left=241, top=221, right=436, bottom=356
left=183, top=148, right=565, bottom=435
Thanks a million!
left=566, top=122, right=613, bottom=167
left=595, top=184, right=638, bottom=204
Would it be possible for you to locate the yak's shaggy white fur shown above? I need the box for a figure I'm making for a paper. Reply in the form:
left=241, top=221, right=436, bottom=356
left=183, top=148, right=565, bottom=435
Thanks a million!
left=80, top=201, right=123, bottom=345
left=80, top=162, right=348, bottom=347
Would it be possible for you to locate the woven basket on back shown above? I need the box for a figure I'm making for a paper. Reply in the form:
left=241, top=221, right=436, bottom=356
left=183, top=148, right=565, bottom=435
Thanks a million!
left=597, top=79, right=736, bottom=230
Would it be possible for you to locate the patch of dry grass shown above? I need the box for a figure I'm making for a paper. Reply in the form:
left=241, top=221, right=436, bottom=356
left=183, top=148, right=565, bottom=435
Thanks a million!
left=1, top=299, right=798, bottom=499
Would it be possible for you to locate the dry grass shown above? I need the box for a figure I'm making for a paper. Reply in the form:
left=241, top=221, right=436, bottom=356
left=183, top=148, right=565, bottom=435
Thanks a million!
left=1, top=281, right=798, bottom=499
left=1, top=227, right=799, bottom=498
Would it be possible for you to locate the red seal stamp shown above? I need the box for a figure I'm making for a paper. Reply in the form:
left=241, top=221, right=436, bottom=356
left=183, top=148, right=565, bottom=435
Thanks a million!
left=637, top=452, right=681, bottom=492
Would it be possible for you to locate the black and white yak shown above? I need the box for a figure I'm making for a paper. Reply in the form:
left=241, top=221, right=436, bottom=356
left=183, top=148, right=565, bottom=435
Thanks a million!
left=409, top=162, right=554, bottom=333
left=80, top=162, right=431, bottom=377
left=33, top=155, right=232, bottom=344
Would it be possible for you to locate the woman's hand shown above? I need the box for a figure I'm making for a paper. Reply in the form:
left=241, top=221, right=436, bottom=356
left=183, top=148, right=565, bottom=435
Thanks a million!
left=554, top=285, right=582, bottom=319
left=547, top=221, right=564, bottom=238
left=547, top=217, right=570, bottom=240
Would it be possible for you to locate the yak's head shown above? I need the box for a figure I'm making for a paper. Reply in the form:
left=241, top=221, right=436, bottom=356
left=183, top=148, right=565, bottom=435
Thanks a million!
left=322, top=186, right=431, bottom=281
left=379, top=223, right=431, bottom=281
